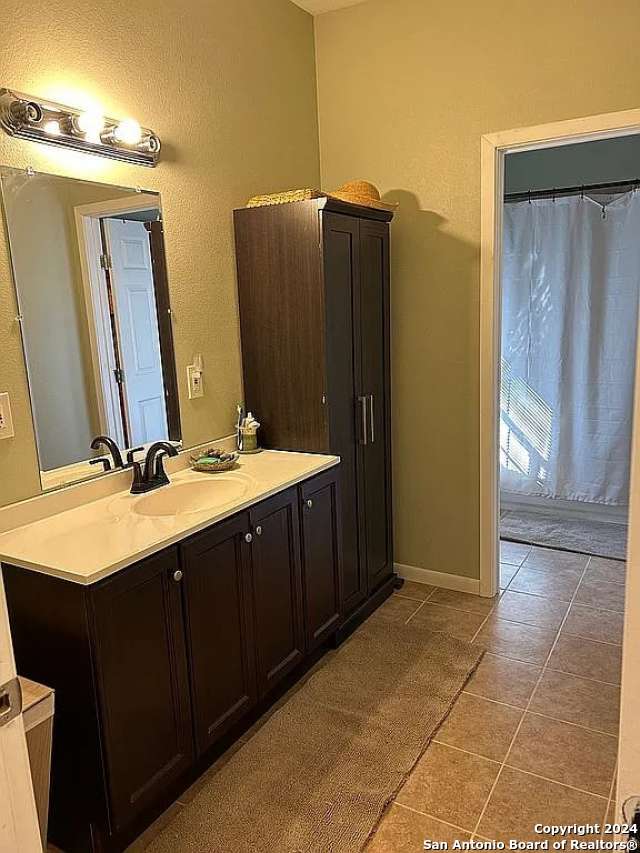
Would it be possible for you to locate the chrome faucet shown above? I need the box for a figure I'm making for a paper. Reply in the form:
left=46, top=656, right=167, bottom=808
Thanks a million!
left=130, top=442, right=179, bottom=495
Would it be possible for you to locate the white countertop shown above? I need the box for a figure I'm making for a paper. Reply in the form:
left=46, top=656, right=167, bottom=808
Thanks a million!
left=0, top=450, right=339, bottom=585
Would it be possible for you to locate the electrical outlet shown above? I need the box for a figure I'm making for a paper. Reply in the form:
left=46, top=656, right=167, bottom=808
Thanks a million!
left=187, top=365, right=204, bottom=400
left=0, top=393, right=15, bottom=439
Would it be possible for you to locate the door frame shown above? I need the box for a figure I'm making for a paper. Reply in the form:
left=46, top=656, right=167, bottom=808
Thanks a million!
left=479, top=106, right=640, bottom=819
left=73, top=194, right=161, bottom=446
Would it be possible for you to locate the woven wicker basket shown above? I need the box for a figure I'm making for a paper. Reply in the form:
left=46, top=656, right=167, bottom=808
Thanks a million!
left=246, top=188, right=324, bottom=208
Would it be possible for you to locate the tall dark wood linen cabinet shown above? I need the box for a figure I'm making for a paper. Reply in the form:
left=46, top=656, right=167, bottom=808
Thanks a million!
left=234, top=197, right=396, bottom=635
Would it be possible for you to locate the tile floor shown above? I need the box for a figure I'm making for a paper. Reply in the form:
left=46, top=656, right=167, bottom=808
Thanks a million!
left=366, top=542, right=624, bottom=851
left=52, top=542, right=623, bottom=852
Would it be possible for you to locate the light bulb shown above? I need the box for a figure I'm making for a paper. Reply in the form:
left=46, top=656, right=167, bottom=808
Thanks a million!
left=114, top=118, right=142, bottom=146
left=76, top=111, right=105, bottom=142
left=43, top=120, right=61, bottom=136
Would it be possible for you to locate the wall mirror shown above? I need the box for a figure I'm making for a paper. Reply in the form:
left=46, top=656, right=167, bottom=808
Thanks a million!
left=0, top=167, right=181, bottom=491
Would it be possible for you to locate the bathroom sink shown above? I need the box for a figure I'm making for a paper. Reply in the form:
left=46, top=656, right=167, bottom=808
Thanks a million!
left=132, top=476, right=249, bottom=517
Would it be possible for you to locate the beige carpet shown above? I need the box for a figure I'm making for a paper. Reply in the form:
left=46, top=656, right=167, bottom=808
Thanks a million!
left=147, top=605, right=483, bottom=853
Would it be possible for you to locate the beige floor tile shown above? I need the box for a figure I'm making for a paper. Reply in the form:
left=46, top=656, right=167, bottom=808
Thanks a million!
left=529, top=670, right=620, bottom=735
left=509, top=567, right=580, bottom=602
left=366, top=804, right=470, bottom=851
left=435, top=693, right=522, bottom=761
left=396, top=742, right=500, bottom=830
left=370, top=595, right=423, bottom=625
left=495, top=590, right=568, bottom=630
left=475, top=617, right=557, bottom=665
left=394, top=581, right=434, bottom=601
left=500, top=562, right=519, bottom=589
left=523, top=546, right=589, bottom=575
left=408, top=603, right=486, bottom=640
left=429, top=588, right=496, bottom=615
left=587, top=558, right=626, bottom=586
left=478, top=766, right=607, bottom=842
left=507, top=713, right=617, bottom=796
left=500, top=540, right=531, bottom=566
left=574, top=577, right=625, bottom=613
left=465, top=653, right=541, bottom=708
left=125, top=803, right=183, bottom=851
left=548, top=635, right=622, bottom=685
left=562, top=603, right=624, bottom=645
left=177, top=741, right=244, bottom=803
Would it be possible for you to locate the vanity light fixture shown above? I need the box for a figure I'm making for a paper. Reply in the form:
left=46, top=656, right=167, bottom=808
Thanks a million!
left=0, top=88, right=161, bottom=166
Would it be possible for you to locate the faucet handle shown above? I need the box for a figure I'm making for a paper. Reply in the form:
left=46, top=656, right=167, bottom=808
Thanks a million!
left=89, top=456, right=112, bottom=472
left=126, top=446, right=144, bottom=467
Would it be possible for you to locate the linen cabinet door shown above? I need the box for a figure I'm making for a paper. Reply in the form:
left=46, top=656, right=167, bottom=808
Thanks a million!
left=322, top=211, right=367, bottom=616
left=91, top=548, right=193, bottom=834
left=249, top=488, right=305, bottom=696
left=181, top=513, right=257, bottom=756
left=299, top=468, right=343, bottom=650
left=358, top=219, right=394, bottom=591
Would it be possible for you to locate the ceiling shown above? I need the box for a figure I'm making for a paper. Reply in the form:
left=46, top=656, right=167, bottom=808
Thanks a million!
left=291, top=0, right=368, bottom=14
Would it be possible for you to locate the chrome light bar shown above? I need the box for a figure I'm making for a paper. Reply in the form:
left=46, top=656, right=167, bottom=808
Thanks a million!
left=0, top=88, right=161, bottom=167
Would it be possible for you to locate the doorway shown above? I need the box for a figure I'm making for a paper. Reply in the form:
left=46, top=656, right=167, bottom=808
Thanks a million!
left=479, top=108, right=640, bottom=828
left=74, top=195, right=177, bottom=451
left=499, top=141, right=640, bottom=561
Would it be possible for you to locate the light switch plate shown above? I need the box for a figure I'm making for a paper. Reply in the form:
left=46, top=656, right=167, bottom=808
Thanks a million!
left=0, top=393, right=15, bottom=439
left=187, top=365, right=204, bottom=399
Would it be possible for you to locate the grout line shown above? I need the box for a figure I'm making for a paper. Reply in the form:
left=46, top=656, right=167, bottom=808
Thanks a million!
left=459, top=693, right=619, bottom=737
left=403, top=587, right=437, bottom=625
left=545, top=665, right=621, bottom=687
left=601, top=765, right=617, bottom=838
left=393, top=802, right=474, bottom=835
left=471, top=554, right=594, bottom=837
left=431, top=738, right=609, bottom=801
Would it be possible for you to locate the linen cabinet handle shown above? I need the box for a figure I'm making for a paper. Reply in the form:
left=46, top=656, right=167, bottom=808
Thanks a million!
left=358, top=396, right=368, bottom=445
left=369, top=394, right=375, bottom=444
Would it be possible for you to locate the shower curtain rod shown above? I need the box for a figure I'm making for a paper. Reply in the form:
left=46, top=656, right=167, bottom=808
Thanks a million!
left=504, top=178, right=640, bottom=203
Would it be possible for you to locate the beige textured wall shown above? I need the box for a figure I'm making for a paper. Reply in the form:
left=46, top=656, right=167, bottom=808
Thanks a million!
left=314, top=0, right=640, bottom=580
left=0, top=0, right=319, bottom=507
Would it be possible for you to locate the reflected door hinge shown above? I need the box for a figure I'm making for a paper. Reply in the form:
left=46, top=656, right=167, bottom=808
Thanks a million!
left=0, top=677, right=22, bottom=728
left=100, top=253, right=112, bottom=270
left=113, top=367, right=124, bottom=385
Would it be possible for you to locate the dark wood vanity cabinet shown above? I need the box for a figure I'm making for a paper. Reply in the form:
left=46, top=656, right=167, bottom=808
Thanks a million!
left=249, top=489, right=305, bottom=696
left=234, top=198, right=395, bottom=635
left=3, top=467, right=342, bottom=853
left=299, top=469, right=342, bottom=650
left=181, top=513, right=256, bottom=756
left=91, top=548, right=194, bottom=833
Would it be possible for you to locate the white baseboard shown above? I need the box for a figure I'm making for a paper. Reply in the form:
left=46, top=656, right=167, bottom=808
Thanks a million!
left=395, top=562, right=480, bottom=595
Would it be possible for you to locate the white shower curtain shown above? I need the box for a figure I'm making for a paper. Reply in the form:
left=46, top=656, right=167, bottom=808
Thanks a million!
left=500, top=192, right=640, bottom=506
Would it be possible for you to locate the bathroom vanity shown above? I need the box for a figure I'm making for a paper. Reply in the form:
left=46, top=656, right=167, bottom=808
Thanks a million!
left=0, top=451, right=341, bottom=853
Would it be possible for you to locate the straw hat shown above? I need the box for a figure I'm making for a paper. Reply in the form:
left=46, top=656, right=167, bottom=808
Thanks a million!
left=329, top=180, right=398, bottom=211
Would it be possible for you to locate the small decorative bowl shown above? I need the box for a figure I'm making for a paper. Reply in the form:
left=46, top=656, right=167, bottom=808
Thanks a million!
left=189, top=448, right=239, bottom=473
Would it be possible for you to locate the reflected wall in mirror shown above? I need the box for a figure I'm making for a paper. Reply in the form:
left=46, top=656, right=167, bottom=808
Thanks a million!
left=0, top=168, right=181, bottom=491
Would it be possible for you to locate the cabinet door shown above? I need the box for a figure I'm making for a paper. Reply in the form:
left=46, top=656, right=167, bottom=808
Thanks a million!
left=249, top=488, right=305, bottom=696
left=358, top=219, right=394, bottom=591
left=299, top=469, right=343, bottom=650
left=181, top=513, right=257, bottom=756
left=321, top=211, right=367, bottom=615
left=91, top=549, right=193, bottom=833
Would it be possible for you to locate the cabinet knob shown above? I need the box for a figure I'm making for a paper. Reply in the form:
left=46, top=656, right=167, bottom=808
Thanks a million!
left=306, top=499, right=313, bottom=509
left=173, top=570, right=183, bottom=582
left=255, top=525, right=263, bottom=536
left=245, top=532, right=253, bottom=543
